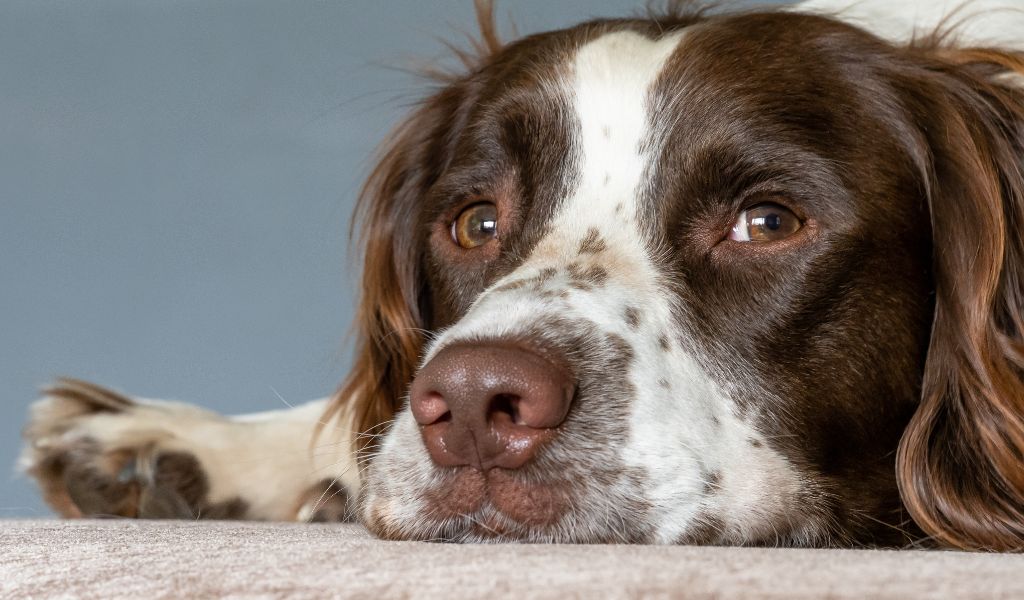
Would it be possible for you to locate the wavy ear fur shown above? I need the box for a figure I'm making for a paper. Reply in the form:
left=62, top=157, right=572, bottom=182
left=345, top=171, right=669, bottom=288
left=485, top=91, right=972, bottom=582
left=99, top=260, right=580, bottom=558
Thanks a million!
left=319, top=0, right=503, bottom=456
left=330, top=106, right=435, bottom=454
left=895, top=44, right=1024, bottom=551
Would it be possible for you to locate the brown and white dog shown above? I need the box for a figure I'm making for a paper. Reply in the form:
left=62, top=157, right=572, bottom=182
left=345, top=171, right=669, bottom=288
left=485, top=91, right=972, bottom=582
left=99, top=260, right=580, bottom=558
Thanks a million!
left=20, top=0, right=1024, bottom=551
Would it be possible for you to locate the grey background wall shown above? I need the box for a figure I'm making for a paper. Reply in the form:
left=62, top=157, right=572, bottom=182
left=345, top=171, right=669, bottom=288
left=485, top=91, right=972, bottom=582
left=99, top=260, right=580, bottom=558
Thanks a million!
left=1, top=0, right=787, bottom=517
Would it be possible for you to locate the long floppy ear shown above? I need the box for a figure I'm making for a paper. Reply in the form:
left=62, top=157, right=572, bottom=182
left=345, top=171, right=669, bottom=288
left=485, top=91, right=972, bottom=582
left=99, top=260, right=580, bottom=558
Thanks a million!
left=896, top=45, right=1024, bottom=551
left=330, top=105, right=438, bottom=454
left=319, top=0, right=503, bottom=456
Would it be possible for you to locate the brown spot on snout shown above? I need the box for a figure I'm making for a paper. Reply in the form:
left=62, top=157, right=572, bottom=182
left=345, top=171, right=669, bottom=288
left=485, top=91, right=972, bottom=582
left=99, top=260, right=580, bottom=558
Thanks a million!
left=578, top=228, right=607, bottom=254
left=584, top=265, right=608, bottom=285
left=624, top=306, right=642, bottom=329
left=566, top=263, right=593, bottom=291
left=567, top=262, right=608, bottom=288
left=703, top=470, right=722, bottom=495
left=605, top=333, right=635, bottom=367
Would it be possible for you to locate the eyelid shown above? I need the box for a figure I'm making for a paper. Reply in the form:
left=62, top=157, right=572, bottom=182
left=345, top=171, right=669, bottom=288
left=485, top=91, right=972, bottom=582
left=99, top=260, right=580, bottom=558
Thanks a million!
left=743, top=195, right=806, bottom=219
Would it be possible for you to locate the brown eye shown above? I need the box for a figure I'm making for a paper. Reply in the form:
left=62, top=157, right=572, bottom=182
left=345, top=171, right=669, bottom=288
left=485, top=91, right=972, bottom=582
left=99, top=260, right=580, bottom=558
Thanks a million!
left=451, top=202, right=498, bottom=249
left=728, top=203, right=802, bottom=243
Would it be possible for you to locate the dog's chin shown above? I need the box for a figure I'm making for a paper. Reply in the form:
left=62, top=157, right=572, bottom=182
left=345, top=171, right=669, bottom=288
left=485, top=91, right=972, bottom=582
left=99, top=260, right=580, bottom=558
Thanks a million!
left=368, top=509, right=637, bottom=545
left=363, top=467, right=647, bottom=544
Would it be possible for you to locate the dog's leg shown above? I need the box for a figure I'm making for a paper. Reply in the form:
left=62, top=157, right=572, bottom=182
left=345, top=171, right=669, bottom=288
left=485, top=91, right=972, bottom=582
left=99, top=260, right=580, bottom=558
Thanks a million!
left=19, top=379, right=359, bottom=521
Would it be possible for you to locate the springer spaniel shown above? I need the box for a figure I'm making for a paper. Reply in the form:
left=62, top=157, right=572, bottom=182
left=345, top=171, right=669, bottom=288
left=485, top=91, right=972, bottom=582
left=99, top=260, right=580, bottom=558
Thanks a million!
left=20, top=0, right=1024, bottom=550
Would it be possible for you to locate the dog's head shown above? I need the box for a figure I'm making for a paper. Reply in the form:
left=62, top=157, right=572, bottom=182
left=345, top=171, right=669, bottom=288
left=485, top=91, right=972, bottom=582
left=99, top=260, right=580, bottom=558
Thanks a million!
left=329, top=4, right=1024, bottom=549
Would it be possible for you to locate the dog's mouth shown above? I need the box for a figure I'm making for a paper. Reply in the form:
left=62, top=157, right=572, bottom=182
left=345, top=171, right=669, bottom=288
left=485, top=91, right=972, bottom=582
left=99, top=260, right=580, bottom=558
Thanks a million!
left=362, top=454, right=657, bottom=544
left=426, top=468, right=571, bottom=525
left=389, top=467, right=575, bottom=542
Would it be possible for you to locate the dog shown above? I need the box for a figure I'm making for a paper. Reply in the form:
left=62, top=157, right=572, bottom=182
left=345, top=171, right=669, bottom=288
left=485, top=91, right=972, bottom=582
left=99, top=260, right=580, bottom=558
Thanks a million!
left=20, top=0, right=1024, bottom=551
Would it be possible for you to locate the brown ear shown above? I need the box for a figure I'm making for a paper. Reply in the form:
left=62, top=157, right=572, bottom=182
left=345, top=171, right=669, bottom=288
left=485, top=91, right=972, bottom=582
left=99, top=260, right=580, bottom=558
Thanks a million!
left=330, top=108, right=436, bottom=454
left=319, top=0, right=503, bottom=456
left=896, top=46, right=1024, bottom=551
left=320, top=95, right=455, bottom=455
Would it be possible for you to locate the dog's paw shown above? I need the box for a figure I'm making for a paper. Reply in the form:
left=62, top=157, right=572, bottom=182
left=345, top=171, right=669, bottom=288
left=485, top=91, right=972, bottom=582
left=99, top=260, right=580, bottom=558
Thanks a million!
left=20, top=378, right=246, bottom=519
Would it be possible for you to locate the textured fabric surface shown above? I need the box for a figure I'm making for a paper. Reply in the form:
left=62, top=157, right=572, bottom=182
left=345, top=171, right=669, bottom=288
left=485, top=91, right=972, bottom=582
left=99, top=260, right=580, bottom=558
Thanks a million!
left=2, top=521, right=1023, bottom=599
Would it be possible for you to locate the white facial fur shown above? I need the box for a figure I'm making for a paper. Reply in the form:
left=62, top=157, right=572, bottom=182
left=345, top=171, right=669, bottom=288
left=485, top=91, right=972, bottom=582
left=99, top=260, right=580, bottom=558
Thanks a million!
left=365, top=30, right=814, bottom=544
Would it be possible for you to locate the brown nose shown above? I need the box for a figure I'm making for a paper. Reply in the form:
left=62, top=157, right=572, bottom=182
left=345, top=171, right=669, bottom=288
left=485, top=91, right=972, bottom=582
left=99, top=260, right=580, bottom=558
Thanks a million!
left=409, top=344, right=575, bottom=471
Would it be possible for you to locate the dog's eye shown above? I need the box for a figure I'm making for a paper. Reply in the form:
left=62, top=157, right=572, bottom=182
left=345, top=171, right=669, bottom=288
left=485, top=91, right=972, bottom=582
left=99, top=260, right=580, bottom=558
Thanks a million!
left=729, top=203, right=802, bottom=242
left=451, top=202, right=498, bottom=249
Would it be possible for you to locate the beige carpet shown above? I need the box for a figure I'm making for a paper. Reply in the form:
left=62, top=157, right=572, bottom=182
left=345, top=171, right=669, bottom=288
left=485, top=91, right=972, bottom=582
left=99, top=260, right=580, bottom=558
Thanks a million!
left=2, top=520, right=1023, bottom=599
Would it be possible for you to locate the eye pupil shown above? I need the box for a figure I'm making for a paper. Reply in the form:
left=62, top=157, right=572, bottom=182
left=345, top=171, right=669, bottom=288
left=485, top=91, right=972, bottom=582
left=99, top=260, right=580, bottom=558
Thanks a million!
left=762, top=213, right=782, bottom=231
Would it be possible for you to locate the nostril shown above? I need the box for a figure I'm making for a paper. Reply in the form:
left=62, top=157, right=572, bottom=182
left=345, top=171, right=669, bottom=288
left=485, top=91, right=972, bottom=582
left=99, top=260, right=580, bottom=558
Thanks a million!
left=411, top=391, right=451, bottom=426
left=489, top=393, right=524, bottom=426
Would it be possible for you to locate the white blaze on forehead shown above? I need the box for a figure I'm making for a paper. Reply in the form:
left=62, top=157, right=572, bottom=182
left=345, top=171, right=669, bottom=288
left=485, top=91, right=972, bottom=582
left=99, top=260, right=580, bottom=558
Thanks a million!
left=572, top=30, right=684, bottom=203
left=536, top=30, right=686, bottom=256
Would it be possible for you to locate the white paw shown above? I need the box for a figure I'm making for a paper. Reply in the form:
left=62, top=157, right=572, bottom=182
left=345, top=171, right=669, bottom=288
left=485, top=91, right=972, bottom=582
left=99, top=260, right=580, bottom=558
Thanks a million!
left=20, top=378, right=246, bottom=519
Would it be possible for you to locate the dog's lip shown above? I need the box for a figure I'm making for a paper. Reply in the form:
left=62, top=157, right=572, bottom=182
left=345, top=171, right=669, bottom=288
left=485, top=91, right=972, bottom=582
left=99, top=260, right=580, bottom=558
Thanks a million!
left=421, top=466, right=572, bottom=529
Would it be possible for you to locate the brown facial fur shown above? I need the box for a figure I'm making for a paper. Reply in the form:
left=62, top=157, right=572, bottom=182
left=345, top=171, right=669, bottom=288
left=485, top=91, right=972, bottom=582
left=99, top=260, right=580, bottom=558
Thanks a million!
left=328, top=3, right=1024, bottom=551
